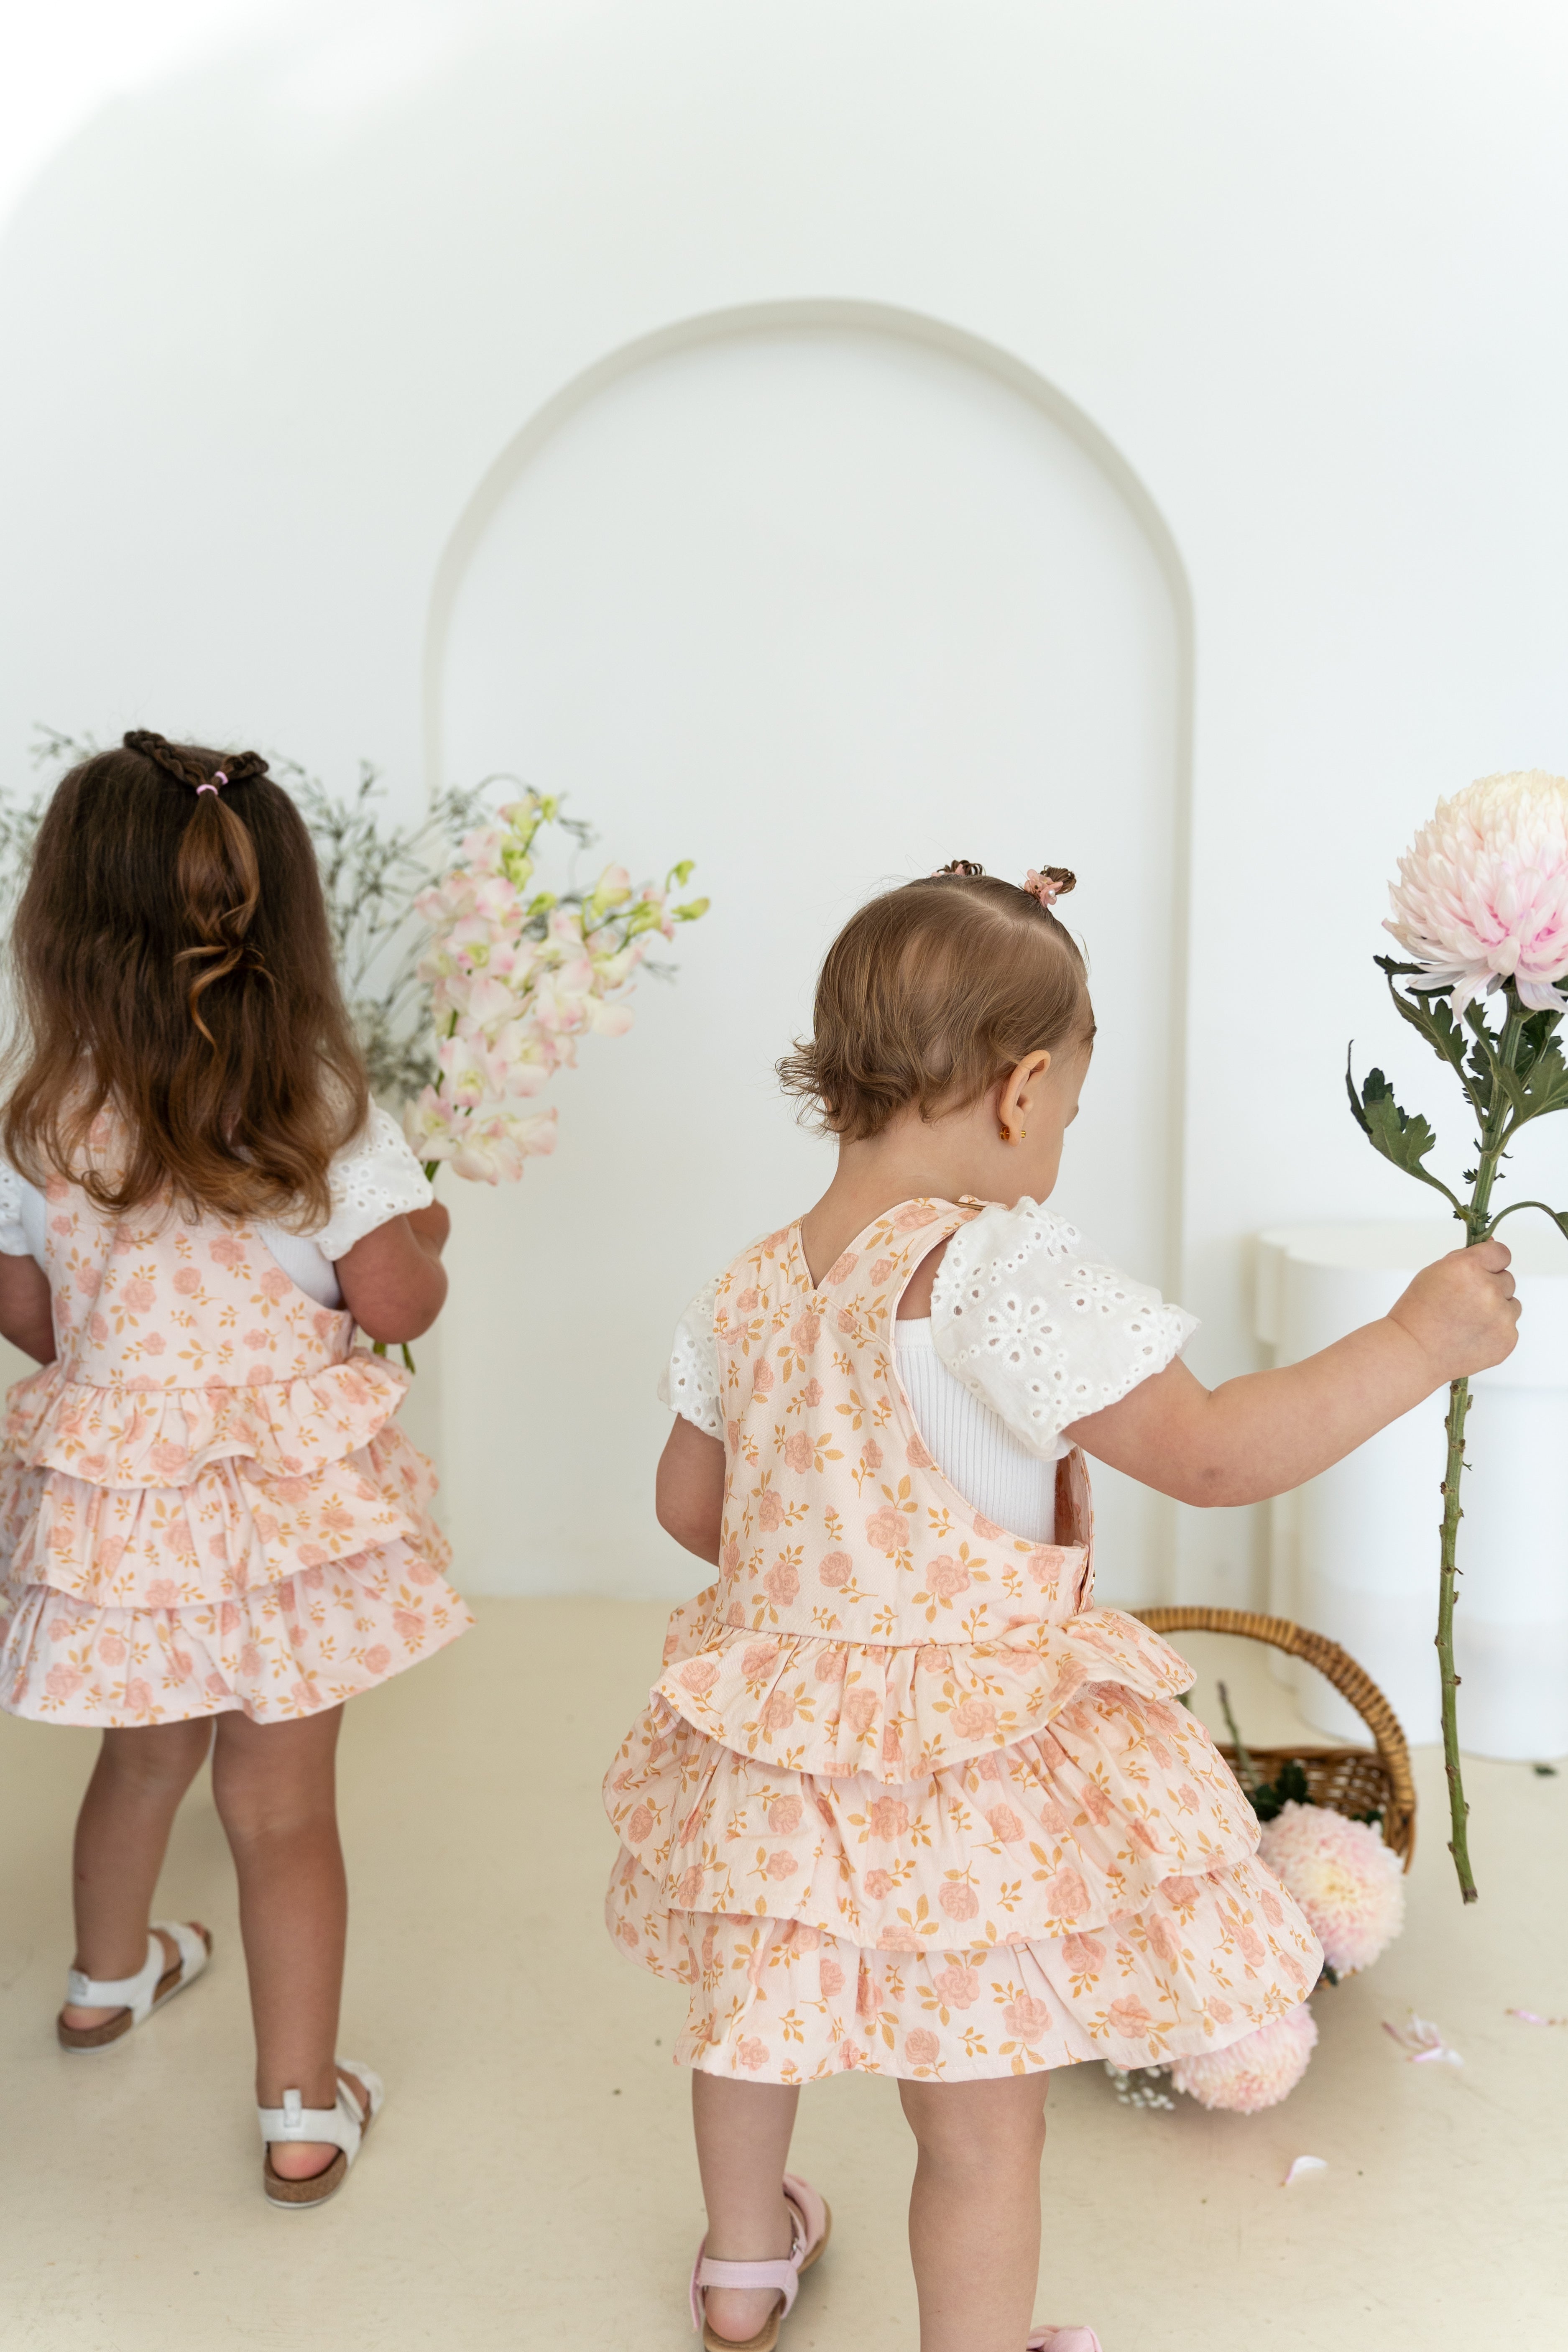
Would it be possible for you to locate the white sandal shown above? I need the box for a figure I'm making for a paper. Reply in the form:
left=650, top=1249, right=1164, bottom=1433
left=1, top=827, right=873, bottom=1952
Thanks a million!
left=1028, top=2330, right=1102, bottom=2349
left=57, top=1920, right=212, bottom=2052
left=258, top=2061, right=383, bottom=2209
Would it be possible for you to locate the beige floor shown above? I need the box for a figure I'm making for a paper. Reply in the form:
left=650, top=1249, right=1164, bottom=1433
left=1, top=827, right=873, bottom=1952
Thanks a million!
left=1, top=1602, right=1563, bottom=2351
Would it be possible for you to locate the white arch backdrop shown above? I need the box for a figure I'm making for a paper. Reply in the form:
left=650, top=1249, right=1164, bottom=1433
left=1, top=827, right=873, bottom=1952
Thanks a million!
left=426, top=301, right=1192, bottom=1594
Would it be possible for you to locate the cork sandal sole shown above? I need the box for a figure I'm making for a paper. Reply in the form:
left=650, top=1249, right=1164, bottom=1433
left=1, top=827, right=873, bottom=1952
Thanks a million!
left=263, top=2146, right=350, bottom=2210
left=260, top=2065, right=381, bottom=2211
left=57, top=1925, right=213, bottom=2053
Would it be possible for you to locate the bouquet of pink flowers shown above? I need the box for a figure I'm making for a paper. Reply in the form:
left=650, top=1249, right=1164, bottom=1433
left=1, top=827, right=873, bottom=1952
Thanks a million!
left=403, top=789, right=708, bottom=1183
left=1348, top=769, right=1568, bottom=1899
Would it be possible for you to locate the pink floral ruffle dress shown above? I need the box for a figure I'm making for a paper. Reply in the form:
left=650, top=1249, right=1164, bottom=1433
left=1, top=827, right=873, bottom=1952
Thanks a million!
left=0, top=1126, right=468, bottom=1727
left=604, top=1200, right=1322, bottom=2083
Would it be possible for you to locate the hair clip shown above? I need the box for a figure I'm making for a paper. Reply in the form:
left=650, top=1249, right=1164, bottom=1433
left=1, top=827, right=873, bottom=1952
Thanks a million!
left=1023, top=866, right=1076, bottom=907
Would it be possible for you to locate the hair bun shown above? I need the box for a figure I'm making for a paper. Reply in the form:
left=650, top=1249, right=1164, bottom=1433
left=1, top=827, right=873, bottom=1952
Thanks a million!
left=220, top=750, right=270, bottom=784
left=1023, top=866, right=1076, bottom=907
left=932, top=858, right=986, bottom=878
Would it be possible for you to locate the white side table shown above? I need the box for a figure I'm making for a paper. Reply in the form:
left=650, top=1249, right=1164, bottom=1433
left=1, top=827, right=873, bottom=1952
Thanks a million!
left=1256, top=1220, right=1568, bottom=1760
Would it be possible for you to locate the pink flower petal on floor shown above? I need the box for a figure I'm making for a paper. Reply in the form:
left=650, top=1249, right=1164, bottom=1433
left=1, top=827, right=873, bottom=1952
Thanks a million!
left=1383, top=2011, right=1463, bottom=2065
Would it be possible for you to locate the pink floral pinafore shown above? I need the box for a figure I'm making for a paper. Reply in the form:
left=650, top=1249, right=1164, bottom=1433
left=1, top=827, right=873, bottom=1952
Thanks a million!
left=0, top=1152, right=468, bottom=1726
left=604, top=1201, right=1321, bottom=2083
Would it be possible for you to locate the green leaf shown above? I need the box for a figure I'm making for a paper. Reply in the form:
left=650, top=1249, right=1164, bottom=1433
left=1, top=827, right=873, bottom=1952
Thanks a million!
left=674, top=897, right=710, bottom=922
left=1491, top=1029, right=1568, bottom=1127
left=1249, top=1757, right=1313, bottom=1823
left=1346, top=1055, right=1463, bottom=1210
left=1377, top=958, right=1468, bottom=1080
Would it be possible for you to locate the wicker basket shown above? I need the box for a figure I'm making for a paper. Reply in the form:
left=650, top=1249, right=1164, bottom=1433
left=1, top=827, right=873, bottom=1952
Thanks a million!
left=1135, top=1606, right=1417, bottom=1870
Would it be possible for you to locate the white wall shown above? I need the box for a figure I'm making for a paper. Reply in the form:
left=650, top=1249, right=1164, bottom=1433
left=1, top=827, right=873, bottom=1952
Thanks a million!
left=1, top=0, right=1566, bottom=1603
left=437, top=310, right=1184, bottom=1593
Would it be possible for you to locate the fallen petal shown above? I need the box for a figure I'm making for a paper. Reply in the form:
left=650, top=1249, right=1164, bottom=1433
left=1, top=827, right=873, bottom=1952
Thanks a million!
left=1283, top=2155, right=1328, bottom=2188
left=1383, top=2011, right=1463, bottom=2066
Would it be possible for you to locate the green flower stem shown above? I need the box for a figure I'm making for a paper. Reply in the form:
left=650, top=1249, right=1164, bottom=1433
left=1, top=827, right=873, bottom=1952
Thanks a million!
left=1436, top=1374, right=1476, bottom=1900
left=1434, top=1008, right=1517, bottom=1903
left=1353, top=966, right=1568, bottom=1900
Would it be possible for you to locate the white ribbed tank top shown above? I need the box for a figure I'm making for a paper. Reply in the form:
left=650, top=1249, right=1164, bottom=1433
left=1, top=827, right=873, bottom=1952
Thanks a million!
left=893, top=1317, right=1065, bottom=1544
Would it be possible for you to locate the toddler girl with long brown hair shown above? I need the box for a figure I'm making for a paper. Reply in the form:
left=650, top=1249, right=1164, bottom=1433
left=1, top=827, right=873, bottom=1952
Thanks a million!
left=604, top=860, right=1520, bottom=2351
left=0, top=731, right=469, bottom=2206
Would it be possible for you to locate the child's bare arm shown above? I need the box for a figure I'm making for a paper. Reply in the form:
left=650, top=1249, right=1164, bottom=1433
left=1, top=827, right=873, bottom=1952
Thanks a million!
left=1067, top=1241, right=1520, bottom=1507
left=0, top=1254, right=55, bottom=1364
left=336, top=1202, right=450, bottom=1344
left=657, top=1415, right=726, bottom=1565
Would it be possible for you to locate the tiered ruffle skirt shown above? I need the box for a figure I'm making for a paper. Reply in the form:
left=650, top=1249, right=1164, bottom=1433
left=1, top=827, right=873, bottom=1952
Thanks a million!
left=605, top=1590, right=1322, bottom=2080
left=0, top=1351, right=469, bottom=1724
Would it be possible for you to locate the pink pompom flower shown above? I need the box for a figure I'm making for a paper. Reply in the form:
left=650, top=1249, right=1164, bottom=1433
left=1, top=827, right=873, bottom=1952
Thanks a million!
left=1170, top=2003, right=1318, bottom=2113
left=1257, top=1800, right=1405, bottom=1977
left=1385, top=769, right=1568, bottom=1014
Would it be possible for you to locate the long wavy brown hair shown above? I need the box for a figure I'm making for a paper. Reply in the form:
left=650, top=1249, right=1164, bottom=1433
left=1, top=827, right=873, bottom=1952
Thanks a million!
left=3, top=732, right=370, bottom=1227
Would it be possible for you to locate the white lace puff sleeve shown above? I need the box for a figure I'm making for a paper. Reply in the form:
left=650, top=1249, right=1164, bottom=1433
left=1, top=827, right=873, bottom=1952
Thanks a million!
left=659, top=1274, right=725, bottom=1438
left=931, top=1199, right=1198, bottom=1454
left=0, top=1156, right=27, bottom=1256
left=312, top=1106, right=436, bottom=1260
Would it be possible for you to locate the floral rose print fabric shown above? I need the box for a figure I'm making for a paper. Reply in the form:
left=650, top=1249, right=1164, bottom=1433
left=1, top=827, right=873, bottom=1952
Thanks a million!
left=605, top=1203, right=1321, bottom=2081
left=0, top=1141, right=469, bottom=1726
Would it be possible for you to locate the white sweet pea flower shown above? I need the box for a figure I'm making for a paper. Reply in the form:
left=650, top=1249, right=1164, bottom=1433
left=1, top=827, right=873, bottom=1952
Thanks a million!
left=587, top=861, right=633, bottom=915
left=530, top=960, right=595, bottom=1033
left=436, top=1032, right=492, bottom=1109
left=590, top=943, right=641, bottom=988
left=470, top=874, right=523, bottom=924
left=403, top=794, right=706, bottom=1186
left=458, top=824, right=507, bottom=874
left=486, top=1017, right=555, bottom=1096
left=403, top=1085, right=463, bottom=1162
left=449, top=1108, right=558, bottom=1185
left=458, top=973, right=516, bottom=1032
left=583, top=997, right=635, bottom=1037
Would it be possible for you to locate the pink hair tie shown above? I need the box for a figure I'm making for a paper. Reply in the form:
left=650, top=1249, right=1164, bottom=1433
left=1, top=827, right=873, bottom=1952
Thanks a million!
left=1023, top=864, right=1077, bottom=907
left=197, top=771, right=227, bottom=798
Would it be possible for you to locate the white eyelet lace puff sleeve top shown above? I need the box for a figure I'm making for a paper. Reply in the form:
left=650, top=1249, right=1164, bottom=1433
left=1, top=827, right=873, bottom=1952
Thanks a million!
left=0, top=1104, right=433, bottom=1310
left=659, top=1200, right=1197, bottom=1463
left=659, top=1272, right=725, bottom=1437
left=930, top=1198, right=1198, bottom=1450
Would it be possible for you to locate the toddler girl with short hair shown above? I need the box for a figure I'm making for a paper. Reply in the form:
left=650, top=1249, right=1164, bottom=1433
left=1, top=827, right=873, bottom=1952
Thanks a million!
left=604, top=860, right=1519, bottom=2351
left=0, top=731, right=469, bottom=2206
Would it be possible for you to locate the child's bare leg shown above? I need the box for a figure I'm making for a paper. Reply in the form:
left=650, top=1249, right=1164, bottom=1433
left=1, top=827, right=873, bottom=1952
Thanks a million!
left=61, top=1719, right=213, bottom=2028
left=691, top=2072, right=801, bottom=2344
left=211, top=1705, right=355, bottom=2181
left=899, top=2074, right=1050, bottom=2352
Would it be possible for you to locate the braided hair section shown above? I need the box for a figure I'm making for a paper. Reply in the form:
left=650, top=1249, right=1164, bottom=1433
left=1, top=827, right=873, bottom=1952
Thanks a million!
left=120, top=730, right=273, bottom=1042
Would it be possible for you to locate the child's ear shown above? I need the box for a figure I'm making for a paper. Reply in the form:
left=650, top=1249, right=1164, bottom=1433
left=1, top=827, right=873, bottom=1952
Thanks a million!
left=998, top=1049, right=1052, bottom=1139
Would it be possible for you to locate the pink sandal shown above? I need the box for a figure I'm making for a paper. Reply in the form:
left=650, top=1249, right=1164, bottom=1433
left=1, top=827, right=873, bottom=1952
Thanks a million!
left=690, top=2172, right=832, bottom=2352
left=1028, top=2331, right=1102, bottom=2350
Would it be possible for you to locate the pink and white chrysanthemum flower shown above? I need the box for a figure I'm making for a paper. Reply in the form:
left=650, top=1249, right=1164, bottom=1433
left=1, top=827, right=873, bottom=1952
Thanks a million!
left=1170, top=2002, right=1318, bottom=2113
left=1256, top=1800, right=1405, bottom=1976
left=1385, top=769, right=1568, bottom=1014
